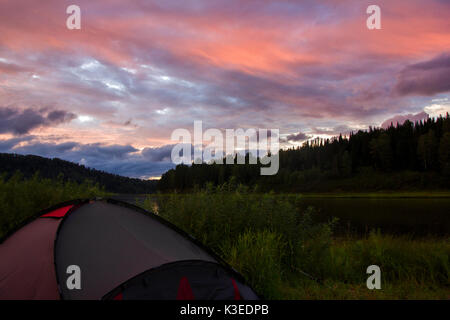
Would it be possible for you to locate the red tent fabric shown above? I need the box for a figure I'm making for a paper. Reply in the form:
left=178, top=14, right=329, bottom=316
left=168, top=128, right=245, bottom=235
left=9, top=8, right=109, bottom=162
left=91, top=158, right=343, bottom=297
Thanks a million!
left=0, top=214, right=61, bottom=299
left=40, top=205, right=74, bottom=218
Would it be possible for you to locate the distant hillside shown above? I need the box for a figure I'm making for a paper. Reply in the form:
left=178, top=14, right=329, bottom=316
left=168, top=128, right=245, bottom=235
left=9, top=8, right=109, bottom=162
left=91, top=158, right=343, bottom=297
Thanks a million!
left=0, top=153, right=157, bottom=194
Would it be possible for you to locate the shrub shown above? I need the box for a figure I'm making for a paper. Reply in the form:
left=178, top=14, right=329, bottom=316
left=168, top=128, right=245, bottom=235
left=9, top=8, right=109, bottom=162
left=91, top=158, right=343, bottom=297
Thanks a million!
left=221, top=230, right=286, bottom=299
left=0, top=171, right=106, bottom=239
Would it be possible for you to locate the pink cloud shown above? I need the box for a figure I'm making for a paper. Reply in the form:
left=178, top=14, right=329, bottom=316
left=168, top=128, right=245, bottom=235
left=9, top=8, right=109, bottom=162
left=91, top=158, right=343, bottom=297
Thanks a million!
left=0, top=0, right=449, bottom=168
left=381, top=111, right=429, bottom=129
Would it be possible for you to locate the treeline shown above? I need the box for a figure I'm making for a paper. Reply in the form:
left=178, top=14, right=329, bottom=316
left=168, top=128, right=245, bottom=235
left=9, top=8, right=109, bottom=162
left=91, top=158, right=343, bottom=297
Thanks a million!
left=0, top=153, right=157, bottom=193
left=159, top=114, right=450, bottom=192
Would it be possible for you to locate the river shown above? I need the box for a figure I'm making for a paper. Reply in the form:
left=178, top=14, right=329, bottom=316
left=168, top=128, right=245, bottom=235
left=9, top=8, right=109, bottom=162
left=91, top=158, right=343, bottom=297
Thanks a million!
left=112, top=194, right=450, bottom=237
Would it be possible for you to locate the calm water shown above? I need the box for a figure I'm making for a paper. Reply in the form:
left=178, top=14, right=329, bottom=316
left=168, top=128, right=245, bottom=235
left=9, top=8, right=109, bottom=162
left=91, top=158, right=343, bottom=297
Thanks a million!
left=299, top=198, right=450, bottom=237
left=113, top=195, right=450, bottom=237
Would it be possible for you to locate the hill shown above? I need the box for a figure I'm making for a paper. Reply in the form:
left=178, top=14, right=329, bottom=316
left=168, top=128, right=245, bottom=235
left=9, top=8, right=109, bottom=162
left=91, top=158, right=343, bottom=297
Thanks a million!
left=0, top=153, right=157, bottom=194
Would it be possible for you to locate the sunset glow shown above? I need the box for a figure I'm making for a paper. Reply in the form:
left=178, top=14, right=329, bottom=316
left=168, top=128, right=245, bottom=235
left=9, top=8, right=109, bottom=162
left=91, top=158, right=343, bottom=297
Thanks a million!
left=1, top=0, right=449, bottom=178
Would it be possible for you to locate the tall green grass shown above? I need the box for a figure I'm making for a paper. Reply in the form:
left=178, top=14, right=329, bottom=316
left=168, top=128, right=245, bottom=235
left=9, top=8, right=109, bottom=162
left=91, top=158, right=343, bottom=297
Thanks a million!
left=146, top=183, right=450, bottom=299
left=282, top=233, right=450, bottom=299
left=222, top=231, right=285, bottom=298
left=327, top=233, right=449, bottom=285
left=0, top=172, right=107, bottom=239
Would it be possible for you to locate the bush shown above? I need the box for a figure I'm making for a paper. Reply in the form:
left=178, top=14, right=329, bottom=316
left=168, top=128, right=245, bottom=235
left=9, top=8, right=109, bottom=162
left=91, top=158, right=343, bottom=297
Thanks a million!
left=0, top=171, right=107, bottom=239
left=221, top=230, right=286, bottom=299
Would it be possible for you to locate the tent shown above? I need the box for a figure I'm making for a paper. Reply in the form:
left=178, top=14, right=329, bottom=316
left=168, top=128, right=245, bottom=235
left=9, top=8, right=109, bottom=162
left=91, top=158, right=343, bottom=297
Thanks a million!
left=0, top=199, right=259, bottom=300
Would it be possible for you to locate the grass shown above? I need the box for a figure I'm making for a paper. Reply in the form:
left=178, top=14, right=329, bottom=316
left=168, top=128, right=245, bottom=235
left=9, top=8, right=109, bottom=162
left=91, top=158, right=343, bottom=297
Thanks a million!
left=281, top=235, right=450, bottom=299
left=280, top=278, right=450, bottom=299
left=297, top=191, right=450, bottom=198
left=0, top=172, right=107, bottom=240
left=145, top=183, right=450, bottom=299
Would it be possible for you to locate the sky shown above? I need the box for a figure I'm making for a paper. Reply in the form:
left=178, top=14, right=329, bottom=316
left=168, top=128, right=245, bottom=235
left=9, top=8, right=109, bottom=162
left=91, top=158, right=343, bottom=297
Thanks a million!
left=0, top=0, right=449, bottom=179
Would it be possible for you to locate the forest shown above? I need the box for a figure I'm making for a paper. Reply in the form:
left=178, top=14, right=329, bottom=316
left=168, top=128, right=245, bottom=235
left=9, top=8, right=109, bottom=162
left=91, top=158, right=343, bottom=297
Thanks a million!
left=0, top=153, right=157, bottom=193
left=158, top=114, right=450, bottom=192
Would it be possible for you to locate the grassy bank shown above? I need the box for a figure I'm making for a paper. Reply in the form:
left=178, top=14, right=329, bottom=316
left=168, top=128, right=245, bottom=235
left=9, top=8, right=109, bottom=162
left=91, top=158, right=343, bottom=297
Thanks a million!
left=144, top=185, right=449, bottom=299
left=297, top=191, right=450, bottom=198
left=0, top=172, right=107, bottom=240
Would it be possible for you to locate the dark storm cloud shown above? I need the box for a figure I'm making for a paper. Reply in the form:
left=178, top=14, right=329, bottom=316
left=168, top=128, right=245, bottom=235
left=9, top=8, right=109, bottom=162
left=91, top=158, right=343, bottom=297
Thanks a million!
left=0, top=137, right=175, bottom=178
left=76, top=144, right=139, bottom=160
left=0, top=136, right=34, bottom=151
left=47, top=110, right=75, bottom=122
left=395, top=53, right=450, bottom=96
left=3, top=140, right=138, bottom=161
left=142, top=144, right=175, bottom=162
left=285, top=132, right=312, bottom=142
left=9, top=141, right=79, bottom=157
left=0, top=107, right=76, bottom=135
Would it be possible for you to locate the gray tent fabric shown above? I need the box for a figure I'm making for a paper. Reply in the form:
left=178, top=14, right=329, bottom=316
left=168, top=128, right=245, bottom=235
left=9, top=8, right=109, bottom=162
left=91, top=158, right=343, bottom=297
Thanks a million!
left=0, top=199, right=259, bottom=300
left=55, top=201, right=217, bottom=300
